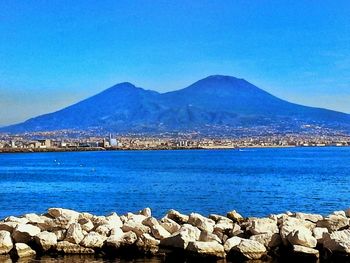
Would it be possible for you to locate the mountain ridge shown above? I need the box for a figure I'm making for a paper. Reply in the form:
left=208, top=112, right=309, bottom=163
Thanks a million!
left=2, top=75, right=350, bottom=136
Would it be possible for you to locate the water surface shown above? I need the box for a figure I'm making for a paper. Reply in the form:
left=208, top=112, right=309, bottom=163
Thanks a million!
left=0, top=147, right=349, bottom=219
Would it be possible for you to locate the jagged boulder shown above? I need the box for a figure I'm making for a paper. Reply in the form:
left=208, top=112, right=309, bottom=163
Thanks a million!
left=48, top=208, right=80, bottom=229
left=4, top=216, right=29, bottom=225
left=287, top=227, right=317, bottom=248
left=160, top=231, right=196, bottom=250
left=188, top=213, right=215, bottom=233
left=313, top=227, right=328, bottom=244
left=106, top=231, right=138, bottom=250
left=64, top=223, right=85, bottom=244
left=230, top=239, right=267, bottom=260
left=80, top=232, right=106, bottom=248
left=294, top=212, right=323, bottom=223
left=34, top=231, right=57, bottom=251
left=223, top=236, right=242, bottom=253
left=199, top=230, right=221, bottom=243
left=322, top=229, right=350, bottom=253
left=227, top=210, right=243, bottom=222
left=250, top=233, right=282, bottom=248
left=12, top=224, right=41, bottom=243
left=139, top=208, right=152, bottom=217
left=136, top=233, right=160, bottom=254
left=56, top=241, right=95, bottom=254
left=122, top=221, right=150, bottom=237
left=317, top=214, right=349, bottom=232
left=247, top=218, right=279, bottom=235
left=159, top=217, right=181, bottom=234
left=78, top=218, right=94, bottom=232
left=0, top=231, right=13, bottom=255
left=187, top=241, right=225, bottom=258
left=166, top=209, right=189, bottom=224
left=0, top=222, right=18, bottom=233
left=292, top=245, right=319, bottom=259
left=14, top=243, right=36, bottom=258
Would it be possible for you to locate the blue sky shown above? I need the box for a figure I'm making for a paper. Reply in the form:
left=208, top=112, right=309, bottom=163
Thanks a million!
left=0, top=0, right=349, bottom=126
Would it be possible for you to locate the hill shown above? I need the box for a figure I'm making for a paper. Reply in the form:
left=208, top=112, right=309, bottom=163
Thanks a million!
left=2, top=75, right=350, bottom=136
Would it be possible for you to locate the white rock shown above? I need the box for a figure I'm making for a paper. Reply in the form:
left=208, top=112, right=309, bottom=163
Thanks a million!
left=313, top=227, right=328, bottom=244
left=34, top=231, right=57, bottom=251
left=293, top=245, right=319, bottom=258
left=250, top=233, right=282, bottom=248
left=4, top=216, right=29, bottom=225
left=136, top=233, right=160, bottom=254
left=223, top=236, right=242, bottom=253
left=106, top=231, right=138, bottom=249
left=56, top=241, right=95, bottom=254
left=0, top=222, right=18, bottom=233
left=78, top=218, right=94, bottom=232
left=317, top=214, right=349, bottom=232
left=188, top=213, right=215, bottom=233
left=65, top=223, right=84, bottom=244
left=14, top=243, right=36, bottom=258
left=294, top=212, right=323, bottom=223
left=247, top=218, right=279, bottom=235
left=139, top=208, right=152, bottom=217
left=159, top=231, right=194, bottom=249
left=80, top=232, right=106, bottom=248
left=166, top=209, right=189, bottom=224
left=126, top=213, right=147, bottom=224
left=48, top=208, right=80, bottom=219
left=226, top=210, right=243, bottom=222
left=323, top=229, right=350, bottom=253
left=187, top=241, right=225, bottom=258
left=12, top=224, right=41, bottom=243
left=287, top=227, right=317, bottom=248
left=179, top=224, right=201, bottom=240
left=122, top=221, right=150, bottom=237
left=199, top=230, right=221, bottom=243
left=159, top=217, right=181, bottom=234
left=231, top=239, right=267, bottom=260
left=0, top=231, right=13, bottom=255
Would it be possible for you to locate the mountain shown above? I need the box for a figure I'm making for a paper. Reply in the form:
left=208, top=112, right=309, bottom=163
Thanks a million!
left=2, top=75, right=350, bottom=136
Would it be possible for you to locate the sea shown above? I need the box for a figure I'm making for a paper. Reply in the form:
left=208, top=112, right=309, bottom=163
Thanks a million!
left=1, top=147, right=350, bottom=220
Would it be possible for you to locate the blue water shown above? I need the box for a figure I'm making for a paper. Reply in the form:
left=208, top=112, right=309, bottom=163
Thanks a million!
left=0, top=147, right=350, bottom=220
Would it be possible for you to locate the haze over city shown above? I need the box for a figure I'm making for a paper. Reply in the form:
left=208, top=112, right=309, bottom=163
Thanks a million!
left=1, top=0, right=350, bottom=126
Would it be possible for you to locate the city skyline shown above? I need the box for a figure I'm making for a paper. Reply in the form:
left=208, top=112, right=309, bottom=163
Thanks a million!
left=1, top=0, right=350, bottom=125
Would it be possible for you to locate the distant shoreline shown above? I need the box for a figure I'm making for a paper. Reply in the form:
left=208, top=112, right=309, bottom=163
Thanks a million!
left=0, top=144, right=349, bottom=154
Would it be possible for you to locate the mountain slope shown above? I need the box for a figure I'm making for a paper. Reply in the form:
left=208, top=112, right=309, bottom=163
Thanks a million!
left=2, top=75, right=350, bottom=135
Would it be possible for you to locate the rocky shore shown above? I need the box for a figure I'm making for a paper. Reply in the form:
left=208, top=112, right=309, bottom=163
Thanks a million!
left=1, top=208, right=350, bottom=262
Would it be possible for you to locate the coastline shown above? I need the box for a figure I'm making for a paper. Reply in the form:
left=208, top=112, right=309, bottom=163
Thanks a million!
left=1, top=145, right=349, bottom=154
left=1, top=207, right=350, bottom=262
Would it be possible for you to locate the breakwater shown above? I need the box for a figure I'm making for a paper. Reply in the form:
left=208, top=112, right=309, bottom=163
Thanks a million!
left=1, top=208, right=350, bottom=262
